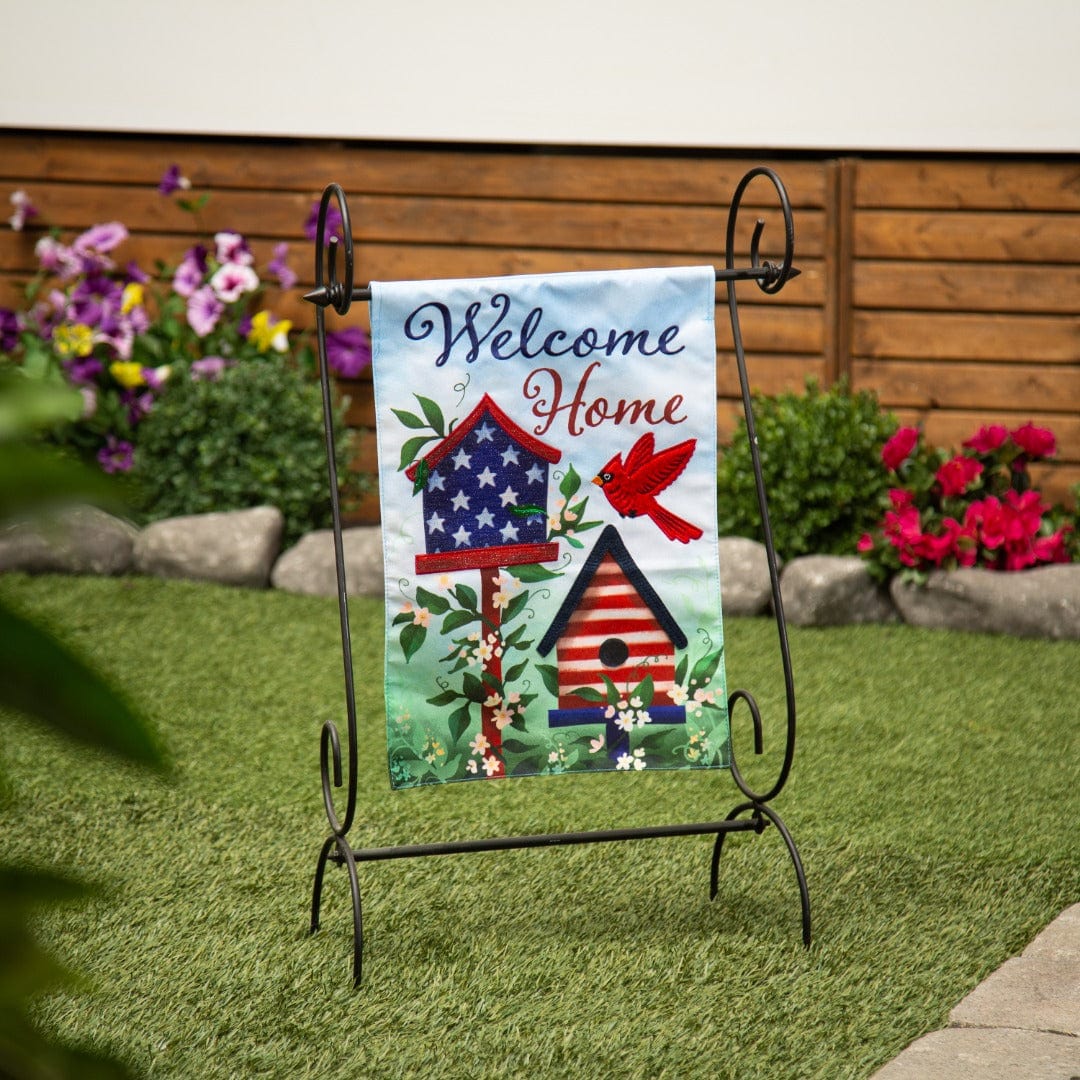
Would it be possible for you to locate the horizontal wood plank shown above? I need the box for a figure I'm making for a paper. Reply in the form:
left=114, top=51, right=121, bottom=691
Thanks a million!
left=892, top=408, right=1080, bottom=462
left=852, top=358, right=1080, bottom=412
left=855, top=210, right=1080, bottom=263
left=0, top=131, right=829, bottom=207
left=853, top=260, right=1080, bottom=314
left=853, top=311, right=1080, bottom=362
left=6, top=182, right=825, bottom=257
left=856, top=159, right=1080, bottom=212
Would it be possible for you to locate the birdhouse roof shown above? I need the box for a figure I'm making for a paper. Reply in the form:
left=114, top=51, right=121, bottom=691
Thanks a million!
left=405, top=393, right=561, bottom=482
left=537, top=525, right=687, bottom=656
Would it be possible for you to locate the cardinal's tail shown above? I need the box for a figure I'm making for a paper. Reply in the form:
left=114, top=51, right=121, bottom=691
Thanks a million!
left=650, top=504, right=703, bottom=544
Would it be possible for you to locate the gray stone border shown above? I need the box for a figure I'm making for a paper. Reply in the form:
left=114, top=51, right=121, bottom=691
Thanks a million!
left=4, top=507, right=1080, bottom=640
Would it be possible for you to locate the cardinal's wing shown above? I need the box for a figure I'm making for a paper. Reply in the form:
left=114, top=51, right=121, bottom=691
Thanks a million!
left=622, top=432, right=655, bottom=476
left=628, top=438, right=697, bottom=495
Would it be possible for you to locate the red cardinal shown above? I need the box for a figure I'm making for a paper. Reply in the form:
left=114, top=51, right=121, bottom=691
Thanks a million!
left=592, top=433, right=703, bottom=543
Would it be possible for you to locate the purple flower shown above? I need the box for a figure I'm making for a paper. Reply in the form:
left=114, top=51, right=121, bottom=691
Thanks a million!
left=125, top=260, right=150, bottom=284
left=190, top=355, right=231, bottom=381
left=209, top=261, right=258, bottom=302
left=35, top=236, right=80, bottom=279
left=73, top=221, right=128, bottom=255
left=187, top=286, right=224, bottom=337
left=123, top=389, right=155, bottom=425
left=9, top=190, right=38, bottom=232
left=64, top=356, right=104, bottom=385
left=0, top=307, right=20, bottom=352
left=304, top=200, right=344, bottom=245
left=142, top=365, right=170, bottom=392
left=172, top=252, right=206, bottom=298
left=267, top=242, right=297, bottom=290
left=97, top=435, right=134, bottom=474
left=214, top=231, right=253, bottom=267
left=157, top=164, right=191, bottom=196
left=325, top=327, right=372, bottom=378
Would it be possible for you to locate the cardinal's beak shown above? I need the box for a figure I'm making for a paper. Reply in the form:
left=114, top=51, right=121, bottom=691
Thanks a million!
left=591, top=475, right=602, bottom=486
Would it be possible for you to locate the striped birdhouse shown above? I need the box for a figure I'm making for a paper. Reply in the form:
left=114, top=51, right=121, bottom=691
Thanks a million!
left=538, top=526, right=688, bottom=755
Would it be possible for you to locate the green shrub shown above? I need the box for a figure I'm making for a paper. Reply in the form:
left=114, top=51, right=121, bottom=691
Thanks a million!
left=717, top=378, right=898, bottom=560
left=132, top=360, right=353, bottom=546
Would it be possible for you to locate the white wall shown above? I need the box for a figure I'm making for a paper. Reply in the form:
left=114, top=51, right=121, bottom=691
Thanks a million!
left=2, top=0, right=1078, bottom=152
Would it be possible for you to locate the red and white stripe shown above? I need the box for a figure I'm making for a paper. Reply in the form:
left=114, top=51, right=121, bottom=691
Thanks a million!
left=555, top=556, right=676, bottom=706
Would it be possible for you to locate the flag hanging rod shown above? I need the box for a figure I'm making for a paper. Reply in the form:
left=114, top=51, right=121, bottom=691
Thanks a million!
left=303, top=262, right=797, bottom=309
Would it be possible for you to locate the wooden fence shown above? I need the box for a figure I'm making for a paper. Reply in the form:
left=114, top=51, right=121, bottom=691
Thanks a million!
left=1, top=131, right=1077, bottom=521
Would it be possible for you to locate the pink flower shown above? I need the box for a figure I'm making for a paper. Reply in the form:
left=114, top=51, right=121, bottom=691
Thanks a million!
left=35, top=236, right=80, bottom=278
left=9, top=189, right=38, bottom=231
left=73, top=221, right=128, bottom=255
left=1033, top=528, right=1072, bottom=564
left=881, top=427, right=919, bottom=471
left=190, top=356, right=231, bottom=381
left=267, top=242, right=297, bottom=290
left=963, top=424, right=1009, bottom=454
left=936, top=455, right=983, bottom=498
left=214, top=231, right=253, bottom=267
left=186, top=286, right=224, bottom=336
left=172, top=251, right=206, bottom=298
left=856, top=532, right=875, bottom=553
left=888, top=488, right=915, bottom=510
left=1009, top=422, right=1056, bottom=460
left=209, top=261, right=258, bottom=302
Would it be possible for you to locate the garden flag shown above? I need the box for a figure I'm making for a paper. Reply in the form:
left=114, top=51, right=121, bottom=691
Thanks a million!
left=370, top=266, right=730, bottom=788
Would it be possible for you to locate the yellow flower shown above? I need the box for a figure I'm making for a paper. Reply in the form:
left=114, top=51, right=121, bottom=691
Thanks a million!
left=246, top=309, right=292, bottom=353
left=53, top=323, right=94, bottom=358
left=120, top=282, right=144, bottom=314
left=109, top=361, right=145, bottom=389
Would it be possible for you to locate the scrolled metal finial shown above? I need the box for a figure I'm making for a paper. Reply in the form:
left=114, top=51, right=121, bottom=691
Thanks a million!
left=725, top=166, right=797, bottom=296
left=319, top=719, right=347, bottom=835
left=304, top=183, right=355, bottom=316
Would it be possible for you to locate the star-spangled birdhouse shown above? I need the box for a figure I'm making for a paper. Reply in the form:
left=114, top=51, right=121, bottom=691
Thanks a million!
left=404, top=393, right=562, bottom=576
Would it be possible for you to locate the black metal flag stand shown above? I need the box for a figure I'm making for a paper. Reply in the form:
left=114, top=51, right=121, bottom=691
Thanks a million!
left=304, top=166, right=810, bottom=986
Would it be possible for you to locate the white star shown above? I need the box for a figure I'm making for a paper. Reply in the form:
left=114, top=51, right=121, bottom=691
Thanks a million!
left=501, top=446, right=520, bottom=466
left=452, top=447, right=471, bottom=470
left=452, top=524, right=472, bottom=547
left=476, top=466, right=497, bottom=488
left=427, top=469, right=445, bottom=491
left=451, top=489, right=471, bottom=512
left=474, top=421, right=496, bottom=443
left=498, top=485, right=519, bottom=507
left=499, top=521, right=519, bottom=542
left=475, top=508, right=495, bottom=529
left=426, top=511, right=445, bottom=533
left=525, top=463, right=545, bottom=485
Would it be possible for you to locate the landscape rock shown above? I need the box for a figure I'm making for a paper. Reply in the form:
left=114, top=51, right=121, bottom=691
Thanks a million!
left=780, top=555, right=897, bottom=627
left=271, top=526, right=384, bottom=598
left=890, top=564, right=1080, bottom=639
left=718, top=536, right=776, bottom=616
left=133, top=506, right=283, bottom=588
left=0, top=505, right=138, bottom=576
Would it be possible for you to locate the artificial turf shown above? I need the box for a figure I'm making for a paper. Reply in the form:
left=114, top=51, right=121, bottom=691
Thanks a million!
left=2, top=573, right=1077, bottom=1078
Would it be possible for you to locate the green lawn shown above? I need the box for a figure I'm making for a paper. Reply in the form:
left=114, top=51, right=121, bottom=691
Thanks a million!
left=2, top=574, right=1077, bottom=1079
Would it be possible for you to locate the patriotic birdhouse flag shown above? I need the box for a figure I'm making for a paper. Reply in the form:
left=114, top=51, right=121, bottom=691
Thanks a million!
left=370, top=266, right=730, bottom=788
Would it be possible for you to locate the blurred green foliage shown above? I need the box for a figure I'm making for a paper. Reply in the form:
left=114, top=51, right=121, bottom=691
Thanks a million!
left=717, top=379, right=898, bottom=560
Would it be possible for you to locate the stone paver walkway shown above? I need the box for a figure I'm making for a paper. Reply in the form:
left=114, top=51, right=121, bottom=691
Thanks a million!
left=873, top=903, right=1080, bottom=1078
